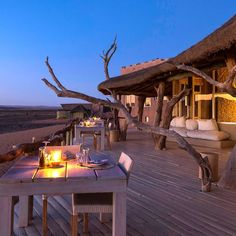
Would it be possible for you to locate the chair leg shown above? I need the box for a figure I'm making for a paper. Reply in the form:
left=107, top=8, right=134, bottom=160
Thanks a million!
left=71, top=214, right=78, bottom=236
left=93, top=134, right=97, bottom=149
left=42, top=195, right=48, bottom=236
left=82, top=135, right=85, bottom=147
left=99, top=213, right=112, bottom=223
left=83, top=213, right=89, bottom=233
left=107, top=135, right=111, bottom=150
left=29, top=195, right=34, bottom=221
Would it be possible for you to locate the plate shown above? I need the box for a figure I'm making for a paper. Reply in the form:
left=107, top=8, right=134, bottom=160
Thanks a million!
left=80, top=159, right=108, bottom=168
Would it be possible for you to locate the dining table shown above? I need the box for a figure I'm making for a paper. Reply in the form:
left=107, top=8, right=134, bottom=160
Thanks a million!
left=0, top=152, right=127, bottom=236
left=74, top=123, right=105, bottom=150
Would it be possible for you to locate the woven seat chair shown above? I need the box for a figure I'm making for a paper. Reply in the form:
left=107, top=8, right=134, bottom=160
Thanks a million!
left=71, top=152, right=133, bottom=235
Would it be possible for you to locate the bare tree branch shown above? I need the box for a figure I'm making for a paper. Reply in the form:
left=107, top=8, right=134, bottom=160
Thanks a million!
left=45, top=56, right=67, bottom=91
left=225, top=64, right=236, bottom=84
left=42, top=78, right=63, bottom=96
left=176, top=64, right=236, bottom=97
left=100, top=36, right=117, bottom=80
left=42, top=58, right=212, bottom=191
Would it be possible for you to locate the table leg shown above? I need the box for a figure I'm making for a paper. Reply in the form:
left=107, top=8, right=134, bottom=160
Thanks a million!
left=112, top=192, right=126, bottom=236
left=19, top=195, right=33, bottom=227
left=42, top=195, right=48, bottom=236
left=99, top=213, right=111, bottom=223
left=0, top=196, right=14, bottom=236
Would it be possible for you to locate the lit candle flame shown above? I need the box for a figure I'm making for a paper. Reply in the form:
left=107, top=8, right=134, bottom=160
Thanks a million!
left=50, top=150, right=61, bottom=166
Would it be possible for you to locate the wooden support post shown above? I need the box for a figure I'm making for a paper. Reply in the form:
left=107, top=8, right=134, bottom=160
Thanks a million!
left=66, top=131, right=69, bottom=145
left=113, top=192, right=126, bottom=236
left=18, top=195, right=33, bottom=227
left=212, top=70, right=216, bottom=119
left=70, top=129, right=73, bottom=145
left=71, top=214, right=78, bottom=236
left=83, top=213, right=89, bottom=233
left=0, top=196, right=14, bottom=236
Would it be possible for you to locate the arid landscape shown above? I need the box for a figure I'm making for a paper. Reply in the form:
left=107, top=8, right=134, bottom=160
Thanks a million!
left=0, top=106, right=67, bottom=154
left=0, top=105, right=64, bottom=133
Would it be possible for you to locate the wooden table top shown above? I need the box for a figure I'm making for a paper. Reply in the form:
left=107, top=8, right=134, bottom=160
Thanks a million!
left=0, top=153, right=126, bottom=185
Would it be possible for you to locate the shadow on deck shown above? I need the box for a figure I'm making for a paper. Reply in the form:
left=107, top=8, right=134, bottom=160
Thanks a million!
left=13, top=130, right=236, bottom=235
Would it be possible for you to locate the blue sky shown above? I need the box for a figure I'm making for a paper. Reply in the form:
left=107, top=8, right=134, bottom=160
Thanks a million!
left=0, top=0, right=236, bottom=106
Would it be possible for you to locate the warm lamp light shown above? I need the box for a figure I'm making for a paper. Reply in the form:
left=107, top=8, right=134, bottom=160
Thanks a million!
left=85, top=120, right=91, bottom=126
left=50, top=150, right=62, bottom=167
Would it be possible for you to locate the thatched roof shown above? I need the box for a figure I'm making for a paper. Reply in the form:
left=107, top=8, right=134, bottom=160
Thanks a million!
left=71, top=104, right=90, bottom=114
left=61, top=103, right=92, bottom=112
left=98, top=14, right=236, bottom=97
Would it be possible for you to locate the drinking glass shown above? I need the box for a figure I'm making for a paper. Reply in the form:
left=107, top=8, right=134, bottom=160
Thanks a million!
left=76, top=151, right=83, bottom=165
left=82, top=147, right=90, bottom=164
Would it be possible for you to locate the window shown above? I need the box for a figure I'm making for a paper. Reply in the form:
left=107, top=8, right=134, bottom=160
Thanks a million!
left=144, top=116, right=149, bottom=122
left=194, top=85, right=201, bottom=92
left=144, top=98, right=151, bottom=107
left=125, top=95, right=135, bottom=107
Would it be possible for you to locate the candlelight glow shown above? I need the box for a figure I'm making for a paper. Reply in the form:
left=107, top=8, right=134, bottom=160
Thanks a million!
left=50, top=150, right=62, bottom=167
left=52, top=170, right=60, bottom=178
left=44, top=169, right=61, bottom=178
left=85, top=120, right=91, bottom=126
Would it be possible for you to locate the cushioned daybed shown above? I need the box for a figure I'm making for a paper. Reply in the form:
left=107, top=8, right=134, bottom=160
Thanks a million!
left=168, top=117, right=234, bottom=148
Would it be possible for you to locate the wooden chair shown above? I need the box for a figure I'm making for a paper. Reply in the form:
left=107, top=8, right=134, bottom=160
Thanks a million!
left=93, top=121, right=112, bottom=150
left=71, top=152, right=133, bottom=235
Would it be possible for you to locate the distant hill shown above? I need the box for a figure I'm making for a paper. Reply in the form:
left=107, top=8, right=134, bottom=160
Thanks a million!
left=0, top=105, right=59, bottom=110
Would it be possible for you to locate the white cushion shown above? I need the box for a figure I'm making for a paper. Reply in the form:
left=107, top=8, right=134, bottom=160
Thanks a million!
left=170, top=117, right=177, bottom=127
left=198, top=119, right=219, bottom=131
left=187, top=130, right=230, bottom=141
left=175, top=116, right=186, bottom=128
left=186, top=119, right=198, bottom=130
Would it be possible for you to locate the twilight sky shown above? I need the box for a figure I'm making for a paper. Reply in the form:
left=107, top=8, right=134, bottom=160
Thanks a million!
left=0, top=0, right=236, bottom=106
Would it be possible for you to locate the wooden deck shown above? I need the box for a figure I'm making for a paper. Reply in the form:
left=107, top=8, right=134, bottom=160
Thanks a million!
left=13, top=129, right=236, bottom=235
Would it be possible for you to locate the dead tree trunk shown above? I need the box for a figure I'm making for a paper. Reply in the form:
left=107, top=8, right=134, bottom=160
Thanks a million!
left=152, top=82, right=165, bottom=145
left=120, top=96, right=143, bottom=141
left=119, top=105, right=132, bottom=141
left=155, top=87, right=190, bottom=150
left=218, top=145, right=236, bottom=188
left=113, top=99, right=120, bottom=133
left=154, top=83, right=165, bottom=126
left=101, top=37, right=122, bottom=138
left=137, top=96, right=146, bottom=122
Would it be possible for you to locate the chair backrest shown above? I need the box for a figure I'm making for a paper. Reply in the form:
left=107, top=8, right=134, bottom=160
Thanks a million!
left=118, top=152, right=134, bottom=181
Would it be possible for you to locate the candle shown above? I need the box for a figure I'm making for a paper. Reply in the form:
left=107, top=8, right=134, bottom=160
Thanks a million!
left=50, top=150, right=62, bottom=167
